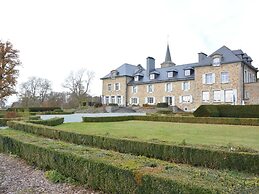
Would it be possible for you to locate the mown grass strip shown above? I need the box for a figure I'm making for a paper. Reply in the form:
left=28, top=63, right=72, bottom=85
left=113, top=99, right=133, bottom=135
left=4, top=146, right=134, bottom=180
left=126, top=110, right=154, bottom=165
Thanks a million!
left=82, top=115, right=259, bottom=126
left=7, top=121, right=259, bottom=174
left=0, top=129, right=258, bottom=194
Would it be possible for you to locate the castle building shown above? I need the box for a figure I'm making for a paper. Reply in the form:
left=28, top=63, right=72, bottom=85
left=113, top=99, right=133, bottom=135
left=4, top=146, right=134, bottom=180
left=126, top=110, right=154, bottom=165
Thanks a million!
left=101, top=45, right=259, bottom=111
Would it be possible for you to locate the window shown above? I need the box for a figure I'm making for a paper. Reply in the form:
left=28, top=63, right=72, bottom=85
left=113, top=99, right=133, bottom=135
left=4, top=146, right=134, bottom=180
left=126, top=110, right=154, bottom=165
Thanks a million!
left=111, top=96, right=115, bottom=103
left=111, top=70, right=117, bottom=79
left=149, top=74, right=155, bottom=80
left=115, top=83, right=120, bottom=91
left=116, top=96, right=121, bottom=105
left=167, top=71, right=174, bottom=78
left=132, top=85, right=137, bottom=93
left=134, top=76, right=139, bottom=81
left=221, top=72, right=229, bottom=83
left=203, top=73, right=215, bottom=84
left=202, top=91, right=209, bottom=102
left=180, top=95, right=192, bottom=103
left=225, top=90, right=234, bottom=102
left=131, top=97, right=138, bottom=105
left=213, top=90, right=221, bottom=102
left=182, top=82, right=190, bottom=91
left=147, top=84, right=154, bottom=93
left=108, top=84, right=112, bottom=91
left=164, top=96, right=173, bottom=105
left=244, top=70, right=248, bottom=83
left=184, top=69, right=191, bottom=76
left=147, top=97, right=154, bottom=104
left=165, top=83, right=172, bottom=92
left=212, top=57, right=221, bottom=66
left=105, top=96, right=109, bottom=105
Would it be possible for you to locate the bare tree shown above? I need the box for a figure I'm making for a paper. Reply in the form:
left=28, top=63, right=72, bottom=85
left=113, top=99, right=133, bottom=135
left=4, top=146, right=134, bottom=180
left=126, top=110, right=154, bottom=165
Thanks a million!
left=19, top=77, right=52, bottom=107
left=0, top=40, right=21, bottom=103
left=63, top=69, right=95, bottom=108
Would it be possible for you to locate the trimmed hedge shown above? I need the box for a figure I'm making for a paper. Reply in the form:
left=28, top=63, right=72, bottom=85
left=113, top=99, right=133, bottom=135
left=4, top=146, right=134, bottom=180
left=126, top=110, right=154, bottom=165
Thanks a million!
left=7, top=107, right=61, bottom=112
left=0, top=118, right=23, bottom=127
left=82, top=115, right=259, bottom=126
left=7, top=121, right=259, bottom=174
left=27, top=117, right=64, bottom=126
left=194, top=105, right=259, bottom=118
left=156, top=103, right=168, bottom=108
left=0, top=129, right=258, bottom=193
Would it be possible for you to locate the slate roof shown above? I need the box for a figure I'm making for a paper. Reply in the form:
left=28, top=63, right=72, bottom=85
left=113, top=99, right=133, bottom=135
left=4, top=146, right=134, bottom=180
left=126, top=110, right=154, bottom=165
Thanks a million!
left=101, top=45, right=258, bottom=84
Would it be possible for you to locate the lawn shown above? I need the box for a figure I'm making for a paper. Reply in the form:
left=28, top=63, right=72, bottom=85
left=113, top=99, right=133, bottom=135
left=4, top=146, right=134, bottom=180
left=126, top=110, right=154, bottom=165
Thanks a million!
left=55, top=121, right=259, bottom=151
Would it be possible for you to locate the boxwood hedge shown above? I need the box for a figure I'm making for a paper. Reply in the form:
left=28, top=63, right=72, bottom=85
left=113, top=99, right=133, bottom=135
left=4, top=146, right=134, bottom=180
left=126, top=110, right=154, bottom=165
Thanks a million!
left=7, top=121, right=259, bottom=174
left=194, top=105, right=259, bottom=118
left=27, top=117, right=64, bottom=126
left=0, top=129, right=258, bottom=193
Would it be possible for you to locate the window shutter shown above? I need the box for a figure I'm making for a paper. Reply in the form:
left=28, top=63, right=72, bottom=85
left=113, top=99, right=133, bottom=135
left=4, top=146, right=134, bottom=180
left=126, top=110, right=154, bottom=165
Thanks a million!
left=220, top=90, right=225, bottom=102
left=170, top=83, right=173, bottom=92
left=153, top=97, right=156, bottom=104
left=152, top=85, right=154, bottom=92
left=145, top=97, right=147, bottom=104
left=118, top=83, right=121, bottom=90
left=188, top=82, right=190, bottom=90
left=130, top=98, right=132, bottom=104
left=212, top=73, right=216, bottom=83
left=146, top=86, right=149, bottom=93
left=190, top=95, right=193, bottom=103
left=181, top=83, right=184, bottom=90
left=136, top=86, right=138, bottom=93
left=172, top=96, right=175, bottom=106
left=202, top=74, right=206, bottom=84
left=163, top=96, right=166, bottom=103
left=121, top=96, right=124, bottom=106
left=233, top=89, right=237, bottom=104
left=179, top=96, right=182, bottom=103
left=165, top=84, right=167, bottom=92
left=109, top=96, right=111, bottom=103
left=137, top=97, right=139, bottom=104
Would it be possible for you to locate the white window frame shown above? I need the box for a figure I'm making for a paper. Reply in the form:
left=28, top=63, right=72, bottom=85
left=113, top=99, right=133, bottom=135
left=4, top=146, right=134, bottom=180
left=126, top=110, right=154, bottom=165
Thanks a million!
left=221, top=72, right=229, bottom=84
left=213, top=90, right=221, bottom=102
left=130, top=97, right=139, bottom=105
left=105, top=96, right=110, bottom=105
left=212, top=57, right=221, bottom=66
left=203, top=73, right=215, bottom=84
left=167, top=71, right=173, bottom=78
left=134, top=76, right=139, bottom=81
left=146, top=97, right=155, bottom=104
left=111, top=96, right=116, bottom=104
left=165, top=83, right=173, bottom=92
left=181, top=95, right=192, bottom=103
left=182, top=82, right=190, bottom=91
left=225, top=90, right=234, bottom=103
left=147, top=84, right=154, bottom=93
left=108, top=84, right=112, bottom=91
left=149, top=74, right=155, bottom=80
left=184, top=69, right=191, bottom=76
left=202, top=91, right=210, bottom=102
left=116, top=96, right=122, bottom=105
left=114, top=83, right=120, bottom=91
left=132, top=85, right=138, bottom=93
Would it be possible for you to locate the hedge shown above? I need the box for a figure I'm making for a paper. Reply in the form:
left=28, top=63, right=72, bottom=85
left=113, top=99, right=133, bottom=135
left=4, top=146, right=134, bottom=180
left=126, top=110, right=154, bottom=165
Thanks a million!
left=82, top=115, right=259, bottom=126
left=7, top=121, right=259, bottom=174
left=0, top=129, right=257, bottom=193
left=194, top=105, right=259, bottom=118
left=27, top=117, right=64, bottom=126
left=0, top=118, right=23, bottom=127
left=7, top=107, right=61, bottom=112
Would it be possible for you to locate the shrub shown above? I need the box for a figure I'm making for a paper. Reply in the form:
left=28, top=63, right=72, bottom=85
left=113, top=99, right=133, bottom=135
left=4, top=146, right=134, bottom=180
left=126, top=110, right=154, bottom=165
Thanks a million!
left=0, top=129, right=257, bottom=193
left=194, top=105, right=259, bottom=118
left=7, top=107, right=62, bottom=112
left=27, top=117, right=64, bottom=126
left=156, top=110, right=173, bottom=114
left=108, top=103, right=118, bottom=106
left=156, top=103, right=168, bottom=108
left=4, top=111, right=18, bottom=118
left=7, top=121, right=259, bottom=173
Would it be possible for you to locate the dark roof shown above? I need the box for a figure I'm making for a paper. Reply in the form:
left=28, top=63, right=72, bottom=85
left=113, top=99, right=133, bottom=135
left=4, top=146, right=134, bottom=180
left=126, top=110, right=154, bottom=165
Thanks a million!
left=101, top=63, right=139, bottom=79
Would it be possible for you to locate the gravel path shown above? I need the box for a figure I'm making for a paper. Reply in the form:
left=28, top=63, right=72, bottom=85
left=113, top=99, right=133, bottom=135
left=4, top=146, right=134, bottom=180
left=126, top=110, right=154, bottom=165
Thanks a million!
left=0, top=153, right=101, bottom=194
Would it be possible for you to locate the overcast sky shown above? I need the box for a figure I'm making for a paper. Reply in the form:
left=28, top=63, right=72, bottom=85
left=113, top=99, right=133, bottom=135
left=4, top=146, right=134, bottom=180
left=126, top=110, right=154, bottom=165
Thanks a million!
left=2, top=0, right=259, bottom=103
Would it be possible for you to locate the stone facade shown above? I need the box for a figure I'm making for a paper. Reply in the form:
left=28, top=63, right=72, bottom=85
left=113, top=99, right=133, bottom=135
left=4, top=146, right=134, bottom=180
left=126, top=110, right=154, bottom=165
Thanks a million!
left=101, top=46, right=258, bottom=111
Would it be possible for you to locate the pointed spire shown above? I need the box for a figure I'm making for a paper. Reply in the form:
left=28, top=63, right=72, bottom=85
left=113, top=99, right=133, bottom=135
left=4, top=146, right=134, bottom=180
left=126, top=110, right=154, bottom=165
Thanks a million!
left=161, top=43, right=175, bottom=68
left=165, top=44, right=172, bottom=62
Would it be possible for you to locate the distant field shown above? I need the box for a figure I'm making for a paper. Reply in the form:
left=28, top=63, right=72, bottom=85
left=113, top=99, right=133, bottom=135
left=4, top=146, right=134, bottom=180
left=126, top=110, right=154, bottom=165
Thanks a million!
left=55, top=121, right=259, bottom=151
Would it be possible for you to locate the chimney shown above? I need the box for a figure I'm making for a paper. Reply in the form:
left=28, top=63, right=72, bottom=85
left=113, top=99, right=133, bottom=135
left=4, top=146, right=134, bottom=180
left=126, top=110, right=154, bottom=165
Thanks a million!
left=198, top=52, right=207, bottom=63
left=146, top=57, right=155, bottom=75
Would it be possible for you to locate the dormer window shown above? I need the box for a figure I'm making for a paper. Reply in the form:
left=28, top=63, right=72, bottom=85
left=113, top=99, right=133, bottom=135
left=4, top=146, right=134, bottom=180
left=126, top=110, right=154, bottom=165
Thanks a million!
left=167, top=71, right=173, bottom=78
left=134, top=76, right=139, bottom=81
left=111, top=70, right=118, bottom=79
left=184, top=69, right=191, bottom=76
left=212, top=56, right=221, bottom=66
left=149, top=74, right=155, bottom=80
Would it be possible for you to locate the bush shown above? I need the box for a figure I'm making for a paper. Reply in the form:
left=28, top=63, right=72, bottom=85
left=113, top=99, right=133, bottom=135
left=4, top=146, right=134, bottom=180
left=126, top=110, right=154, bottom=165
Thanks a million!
left=7, top=107, right=62, bottom=112
left=7, top=121, right=259, bottom=173
left=108, top=103, right=118, bottom=106
left=0, top=129, right=256, bottom=193
left=156, top=103, right=168, bottom=108
left=194, top=105, right=259, bottom=118
left=27, top=117, right=64, bottom=126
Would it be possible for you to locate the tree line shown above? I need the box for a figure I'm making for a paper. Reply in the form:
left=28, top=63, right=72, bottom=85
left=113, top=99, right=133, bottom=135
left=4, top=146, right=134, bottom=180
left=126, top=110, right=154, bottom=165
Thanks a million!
left=0, top=40, right=97, bottom=109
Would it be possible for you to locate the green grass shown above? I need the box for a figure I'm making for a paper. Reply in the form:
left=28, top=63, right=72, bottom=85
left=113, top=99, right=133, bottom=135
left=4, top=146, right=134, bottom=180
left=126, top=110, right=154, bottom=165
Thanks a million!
left=55, top=121, right=259, bottom=151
